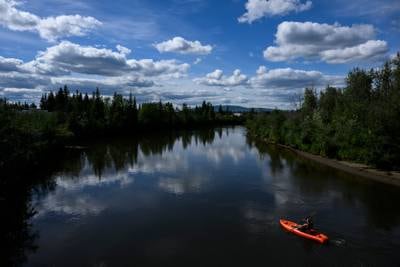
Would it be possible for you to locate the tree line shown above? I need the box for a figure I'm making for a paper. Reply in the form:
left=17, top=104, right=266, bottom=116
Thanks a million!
left=39, top=87, right=241, bottom=135
left=0, top=88, right=242, bottom=171
left=246, top=54, right=400, bottom=170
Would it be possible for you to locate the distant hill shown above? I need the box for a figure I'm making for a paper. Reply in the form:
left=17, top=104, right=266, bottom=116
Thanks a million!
left=213, top=105, right=272, bottom=113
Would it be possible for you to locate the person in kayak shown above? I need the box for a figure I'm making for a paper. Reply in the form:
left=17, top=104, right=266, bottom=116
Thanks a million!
left=297, top=216, right=314, bottom=231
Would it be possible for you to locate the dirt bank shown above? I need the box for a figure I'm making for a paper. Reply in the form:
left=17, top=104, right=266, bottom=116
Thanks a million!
left=278, top=144, right=400, bottom=187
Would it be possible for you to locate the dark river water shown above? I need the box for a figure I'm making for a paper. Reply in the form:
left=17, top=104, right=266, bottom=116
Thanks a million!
left=5, top=127, right=400, bottom=266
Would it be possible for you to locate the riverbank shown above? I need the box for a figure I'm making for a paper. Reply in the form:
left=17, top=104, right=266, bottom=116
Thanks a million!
left=277, top=144, right=400, bottom=187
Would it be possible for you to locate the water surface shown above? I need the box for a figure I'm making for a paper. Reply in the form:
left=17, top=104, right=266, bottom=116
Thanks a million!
left=7, top=127, right=400, bottom=266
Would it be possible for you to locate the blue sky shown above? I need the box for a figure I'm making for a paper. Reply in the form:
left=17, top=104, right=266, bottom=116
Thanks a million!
left=0, top=0, right=399, bottom=108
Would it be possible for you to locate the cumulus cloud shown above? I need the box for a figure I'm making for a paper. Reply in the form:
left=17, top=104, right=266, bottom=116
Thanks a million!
left=0, top=0, right=101, bottom=41
left=0, top=0, right=39, bottom=31
left=0, top=72, right=49, bottom=89
left=0, top=56, right=24, bottom=72
left=0, top=55, right=50, bottom=102
left=238, top=0, right=312, bottom=24
left=0, top=42, right=191, bottom=103
left=22, top=41, right=189, bottom=78
left=129, top=59, right=190, bottom=78
left=154, top=36, right=213, bottom=55
left=51, top=76, right=154, bottom=92
left=264, top=21, right=389, bottom=63
left=37, top=15, right=101, bottom=42
left=27, top=41, right=131, bottom=76
left=249, top=66, right=343, bottom=89
left=194, top=69, right=248, bottom=87
left=245, top=66, right=345, bottom=109
left=320, top=40, right=389, bottom=63
left=116, top=44, right=132, bottom=56
left=194, top=66, right=344, bottom=93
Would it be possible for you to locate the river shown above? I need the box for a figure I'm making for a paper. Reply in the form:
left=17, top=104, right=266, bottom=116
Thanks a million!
left=5, top=127, right=400, bottom=266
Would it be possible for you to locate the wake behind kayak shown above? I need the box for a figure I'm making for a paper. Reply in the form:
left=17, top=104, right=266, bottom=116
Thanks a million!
left=280, top=219, right=329, bottom=244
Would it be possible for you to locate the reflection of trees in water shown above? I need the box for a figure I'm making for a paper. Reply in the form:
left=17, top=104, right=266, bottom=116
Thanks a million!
left=246, top=137, right=284, bottom=176
left=140, top=133, right=174, bottom=156
left=81, top=129, right=218, bottom=177
left=194, top=129, right=215, bottom=146
left=288, top=154, right=400, bottom=230
left=1, top=128, right=222, bottom=266
left=287, top=157, right=400, bottom=224
left=1, top=189, right=37, bottom=266
left=217, top=128, right=223, bottom=139
left=58, top=149, right=86, bottom=178
left=86, top=144, right=113, bottom=178
left=249, top=136, right=400, bottom=231
left=1, top=168, right=57, bottom=266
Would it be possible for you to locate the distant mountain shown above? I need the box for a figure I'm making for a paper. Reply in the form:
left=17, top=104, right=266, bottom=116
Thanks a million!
left=213, top=105, right=272, bottom=113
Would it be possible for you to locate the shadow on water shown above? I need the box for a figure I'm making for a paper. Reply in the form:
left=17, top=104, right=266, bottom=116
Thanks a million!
left=0, top=128, right=224, bottom=266
left=0, top=166, right=58, bottom=266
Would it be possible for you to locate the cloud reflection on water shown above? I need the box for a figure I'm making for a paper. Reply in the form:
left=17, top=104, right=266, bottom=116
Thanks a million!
left=33, top=127, right=257, bottom=219
left=24, top=127, right=400, bottom=266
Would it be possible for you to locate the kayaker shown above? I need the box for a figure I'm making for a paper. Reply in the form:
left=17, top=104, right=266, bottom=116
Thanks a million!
left=297, top=216, right=313, bottom=231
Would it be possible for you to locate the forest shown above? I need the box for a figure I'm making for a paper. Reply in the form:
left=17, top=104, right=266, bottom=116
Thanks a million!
left=0, top=89, right=242, bottom=171
left=246, top=54, right=400, bottom=170
left=2, top=54, right=400, bottom=172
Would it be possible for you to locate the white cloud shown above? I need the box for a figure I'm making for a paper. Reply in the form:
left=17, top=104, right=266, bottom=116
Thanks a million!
left=249, top=66, right=343, bottom=89
left=238, top=0, right=312, bottom=24
left=0, top=42, right=190, bottom=102
left=2, top=88, right=42, bottom=93
left=128, top=59, right=190, bottom=78
left=194, top=69, right=248, bottom=87
left=0, top=72, right=49, bottom=89
left=27, top=41, right=130, bottom=76
left=51, top=75, right=155, bottom=91
left=0, top=56, right=24, bottom=72
left=37, top=15, right=101, bottom=42
left=193, top=66, right=344, bottom=105
left=154, top=36, right=213, bottom=55
left=0, top=0, right=101, bottom=41
left=116, top=44, right=132, bottom=56
left=243, top=66, right=345, bottom=109
left=320, top=40, right=389, bottom=63
left=0, top=0, right=39, bottom=31
left=23, top=41, right=189, bottom=78
left=264, top=21, right=389, bottom=63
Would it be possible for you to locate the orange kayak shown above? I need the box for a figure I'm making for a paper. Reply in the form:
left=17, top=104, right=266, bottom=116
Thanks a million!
left=280, top=219, right=328, bottom=244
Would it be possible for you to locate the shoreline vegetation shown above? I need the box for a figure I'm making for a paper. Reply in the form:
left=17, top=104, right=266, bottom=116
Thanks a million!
left=246, top=54, right=400, bottom=184
left=276, top=141, right=400, bottom=186
left=0, top=89, right=243, bottom=172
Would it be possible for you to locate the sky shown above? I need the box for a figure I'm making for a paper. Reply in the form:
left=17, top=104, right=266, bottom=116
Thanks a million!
left=0, top=0, right=399, bottom=109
